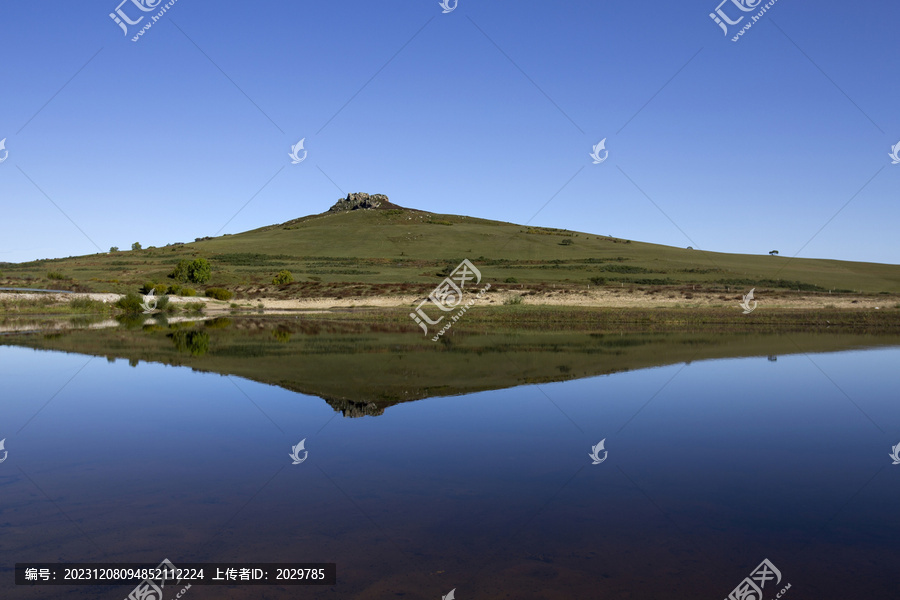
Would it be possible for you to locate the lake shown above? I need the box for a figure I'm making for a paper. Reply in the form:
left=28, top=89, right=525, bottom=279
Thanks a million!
left=1, top=317, right=899, bottom=599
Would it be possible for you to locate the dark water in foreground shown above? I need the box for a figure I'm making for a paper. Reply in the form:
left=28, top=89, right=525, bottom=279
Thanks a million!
left=1, top=326, right=899, bottom=599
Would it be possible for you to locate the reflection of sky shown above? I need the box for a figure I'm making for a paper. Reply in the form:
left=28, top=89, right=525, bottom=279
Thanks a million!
left=1, top=345, right=899, bottom=597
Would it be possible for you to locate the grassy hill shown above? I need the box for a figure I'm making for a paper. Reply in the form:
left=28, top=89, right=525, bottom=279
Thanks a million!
left=2, top=197, right=899, bottom=298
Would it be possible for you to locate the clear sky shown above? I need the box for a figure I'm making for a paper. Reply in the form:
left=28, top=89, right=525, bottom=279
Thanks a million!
left=1, top=0, right=898, bottom=264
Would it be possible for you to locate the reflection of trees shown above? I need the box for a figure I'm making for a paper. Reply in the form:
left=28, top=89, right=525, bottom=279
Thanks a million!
left=116, top=314, right=147, bottom=329
left=272, top=329, right=292, bottom=343
left=168, top=330, right=210, bottom=357
left=205, top=317, right=232, bottom=329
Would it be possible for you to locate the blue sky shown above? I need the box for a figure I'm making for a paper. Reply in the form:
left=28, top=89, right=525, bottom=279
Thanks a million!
left=1, top=0, right=897, bottom=264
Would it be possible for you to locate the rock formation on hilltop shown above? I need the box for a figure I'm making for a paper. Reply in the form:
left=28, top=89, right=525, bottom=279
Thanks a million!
left=327, top=193, right=402, bottom=212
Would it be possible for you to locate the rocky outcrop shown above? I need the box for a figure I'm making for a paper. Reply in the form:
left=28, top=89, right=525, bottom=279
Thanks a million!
left=327, top=193, right=400, bottom=212
left=325, top=398, right=386, bottom=418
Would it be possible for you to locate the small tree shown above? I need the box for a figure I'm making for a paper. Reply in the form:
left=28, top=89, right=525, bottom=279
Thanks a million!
left=273, top=270, right=294, bottom=285
left=170, top=259, right=191, bottom=283
left=560, top=238, right=574, bottom=246
left=110, top=246, right=119, bottom=252
left=132, top=242, right=142, bottom=251
left=187, top=258, right=211, bottom=284
left=769, top=250, right=779, bottom=256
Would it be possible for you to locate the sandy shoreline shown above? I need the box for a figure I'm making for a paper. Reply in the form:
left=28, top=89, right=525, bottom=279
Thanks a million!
left=0, top=289, right=893, bottom=313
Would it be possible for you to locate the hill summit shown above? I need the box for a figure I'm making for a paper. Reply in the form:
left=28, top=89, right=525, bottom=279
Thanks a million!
left=327, top=192, right=403, bottom=213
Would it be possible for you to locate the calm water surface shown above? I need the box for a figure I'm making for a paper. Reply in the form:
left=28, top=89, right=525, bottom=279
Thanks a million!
left=1, top=332, right=899, bottom=599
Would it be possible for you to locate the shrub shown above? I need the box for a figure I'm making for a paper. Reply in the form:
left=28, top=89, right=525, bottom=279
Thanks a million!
left=273, top=270, right=294, bottom=285
left=504, top=295, right=524, bottom=305
left=187, top=258, right=211, bottom=284
left=170, top=259, right=191, bottom=283
left=504, top=277, right=518, bottom=283
left=166, top=284, right=182, bottom=295
left=589, top=276, right=606, bottom=285
left=560, top=238, right=574, bottom=246
left=139, top=282, right=166, bottom=295
left=115, top=292, right=145, bottom=314
left=109, top=246, right=119, bottom=252
left=155, top=295, right=172, bottom=312
left=205, top=287, right=233, bottom=301
left=132, top=242, right=142, bottom=251
left=183, top=301, right=205, bottom=312
left=47, top=271, right=67, bottom=280
left=181, top=288, right=196, bottom=297
left=70, top=297, right=104, bottom=312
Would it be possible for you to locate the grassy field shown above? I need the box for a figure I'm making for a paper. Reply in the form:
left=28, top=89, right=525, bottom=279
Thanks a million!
left=1, top=205, right=898, bottom=301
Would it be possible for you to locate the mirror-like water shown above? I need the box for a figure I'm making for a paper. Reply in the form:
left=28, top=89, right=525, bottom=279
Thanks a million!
left=1, top=319, right=898, bottom=599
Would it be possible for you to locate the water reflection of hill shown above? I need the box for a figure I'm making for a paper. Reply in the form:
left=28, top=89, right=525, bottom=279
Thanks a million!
left=3, top=317, right=899, bottom=417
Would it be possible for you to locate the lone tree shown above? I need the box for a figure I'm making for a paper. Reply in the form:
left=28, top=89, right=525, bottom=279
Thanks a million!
left=169, top=258, right=211, bottom=284
left=273, top=270, right=294, bottom=285
left=131, top=242, right=142, bottom=251
left=109, top=246, right=119, bottom=252
left=769, top=250, right=779, bottom=256
left=187, top=258, right=211, bottom=284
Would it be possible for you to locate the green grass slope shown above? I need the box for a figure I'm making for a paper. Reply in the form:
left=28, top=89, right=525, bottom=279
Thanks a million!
left=2, top=203, right=899, bottom=296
